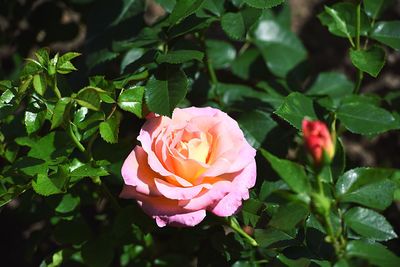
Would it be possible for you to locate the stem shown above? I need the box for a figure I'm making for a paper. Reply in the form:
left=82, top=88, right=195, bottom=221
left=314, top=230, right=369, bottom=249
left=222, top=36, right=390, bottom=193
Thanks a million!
left=207, top=59, right=218, bottom=84
left=200, top=31, right=218, bottom=84
left=315, top=172, right=343, bottom=258
left=354, top=1, right=364, bottom=94
left=67, top=122, right=86, bottom=153
left=226, top=217, right=258, bottom=247
left=100, top=181, right=121, bottom=212
left=52, top=74, right=62, bottom=99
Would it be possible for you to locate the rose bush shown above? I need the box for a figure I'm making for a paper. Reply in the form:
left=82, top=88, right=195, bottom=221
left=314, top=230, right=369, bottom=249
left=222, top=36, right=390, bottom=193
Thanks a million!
left=120, top=107, right=257, bottom=227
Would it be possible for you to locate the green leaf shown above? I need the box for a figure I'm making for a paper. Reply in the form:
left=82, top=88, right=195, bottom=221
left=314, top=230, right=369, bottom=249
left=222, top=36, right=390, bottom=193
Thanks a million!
left=238, top=110, right=277, bottom=149
left=370, top=21, right=400, bottom=50
left=34, top=48, right=50, bottom=66
left=337, top=102, right=398, bottom=134
left=75, top=87, right=101, bottom=111
left=51, top=97, right=71, bottom=129
left=221, top=7, right=262, bottom=41
left=221, top=12, right=245, bottom=40
left=306, top=72, right=353, bottom=99
left=269, top=202, right=309, bottom=231
left=70, top=163, right=109, bottom=181
left=111, top=0, right=144, bottom=26
left=259, top=180, right=289, bottom=201
left=55, top=194, right=80, bottom=213
left=231, top=49, right=261, bottom=80
left=350, top=46, right=386, bottom=77
left=254, top=227, right=296, bottom=248
left=33, top=74, right=47, bottom=95
left=261, top=149, right=311, bottom=194
left=13, top=156, right=48, bottom=176
left=156, top=50, right=204, bottom=64
left=117, top=86, right=144, bottom=118
left=87, top=49, right=119, bottom=69
left=145, top=66, right=188, bottom=116
left=364, top=0, right=393, bottom=20
left=346, top=240, right=400, bottom=267
left=251, top=19, right=307, bottom=77
left=275, top=92, right=317, bottom=130
left=322, top=5, right=353, bottom=45
left=168, top=16, right=214, bottom=39
left=336, top=168, right=396, bottom=210
left=318, top=3, right=370, bottom=39
left=120, top=48, right=145, bottom=73
left=200, top=0, right=224, bottom=17
left=24, top=101, right=46, bottom=135
left=206, top=40, right=236, bottom=69
left=241, top=199, right=263, bottom=226
left=28, top=132, right=72, bottom=161
left=168, top=0, right=206, bottom=25
left=243, top=0, right=284, bottom=9
left=344, top=207, right=397, bottom=241
left=32, top=167, right=69, bottom=196
left=277, top=254, right=310, bottom=267
left=57, top=52, right=80, bottom=74
left=99, top=111, right=122, bottom=144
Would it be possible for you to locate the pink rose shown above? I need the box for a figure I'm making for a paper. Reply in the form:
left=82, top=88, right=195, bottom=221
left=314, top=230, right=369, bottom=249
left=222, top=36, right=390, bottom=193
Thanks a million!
left=120, top=107, right=257, bottom=227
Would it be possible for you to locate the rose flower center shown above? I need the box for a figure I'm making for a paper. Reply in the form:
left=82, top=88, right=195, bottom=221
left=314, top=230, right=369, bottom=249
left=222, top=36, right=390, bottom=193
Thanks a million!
left=175, top=131, right=210, bottom=164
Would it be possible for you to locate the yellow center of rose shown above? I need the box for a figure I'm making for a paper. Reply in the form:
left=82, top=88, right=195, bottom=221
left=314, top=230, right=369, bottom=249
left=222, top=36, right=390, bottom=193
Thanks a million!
left=175, top=132, right=210, bottom=163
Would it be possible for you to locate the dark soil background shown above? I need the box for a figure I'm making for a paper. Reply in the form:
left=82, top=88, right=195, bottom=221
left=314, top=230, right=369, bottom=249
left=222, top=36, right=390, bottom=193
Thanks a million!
left=0, top=0, right=399, bottom=265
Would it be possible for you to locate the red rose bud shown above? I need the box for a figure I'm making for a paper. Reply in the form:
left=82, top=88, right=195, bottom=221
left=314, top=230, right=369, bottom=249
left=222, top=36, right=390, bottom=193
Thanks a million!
left=302, top=119, right=335, bottom=166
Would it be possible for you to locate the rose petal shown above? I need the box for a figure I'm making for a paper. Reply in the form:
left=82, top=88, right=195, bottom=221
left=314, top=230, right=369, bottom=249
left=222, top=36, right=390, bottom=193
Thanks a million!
left=182, top=160, right=256, bottom=211
left=121, top=146, right=160, bottom=196
left=120, top=186, right=206, bottom=227
left=209, top=190, right=243, bottom=216
left=154, top=178, right=210, bottom=200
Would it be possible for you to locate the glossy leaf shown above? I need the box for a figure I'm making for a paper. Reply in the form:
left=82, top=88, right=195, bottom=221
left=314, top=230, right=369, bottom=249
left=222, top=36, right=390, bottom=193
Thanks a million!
left=370, top=21, right=400, bottom=50
left=306, top=72, right=353, bottom=99
left=55, top=194, right=80, bottom=213
left=75, top=87, right=102, bottom=111
left=57, top=52, right=80, bottom=74
left=336, top=168, right=396, bottom=210
left=32, top=167, right=69, bottom=196
left=251, top=19, right=307, bottom=77
left=337, top=102, right=398, bottom=134
left=261, top=149, right=312, bottom=194
left=344, top=207, right=397, bottom=241
left=99, top=111, right=122, bottom=144
left=346, top=240, right=400, bottom=267
left=350, top=46, right=386, bottom=77
left=243, top=0, right=284, bottom=9
left=275, top=92, right=317, bottom=130
left=206, top=40, right=236, bottom=69
left=221, top=7, right=262, bottom=41
left=51, top=97, right=71, bottom=129
left=145, top=67, right=188, bottom=116
left=269, top=202, right=309, bottom=231
left=364, top=0, right=393, bottom=20
left=156, top=50, right=204, bottom=64
left=117, top=86, right=144, bottom=118
left=254, top=227, right=296, bottom=248
left=168, top=0, right=205, bottom=25
left=238, top=110, right=277, bottom=149
left=24, top=102, right=46, bottom=135
left=318, top=3, right=370, bottom=38
left=33, top=74, right=47, bottom=95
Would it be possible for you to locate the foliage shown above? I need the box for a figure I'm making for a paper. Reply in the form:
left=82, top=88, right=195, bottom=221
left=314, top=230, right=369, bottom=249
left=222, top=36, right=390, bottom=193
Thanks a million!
left=1, top=0, right=400, bottom=266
